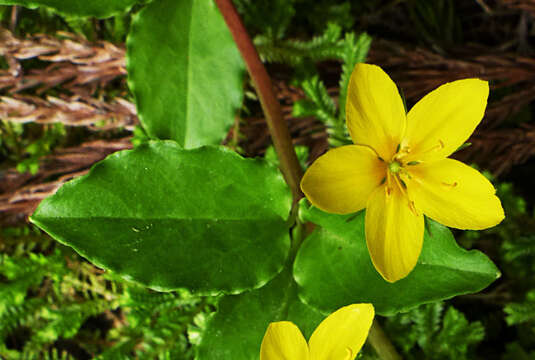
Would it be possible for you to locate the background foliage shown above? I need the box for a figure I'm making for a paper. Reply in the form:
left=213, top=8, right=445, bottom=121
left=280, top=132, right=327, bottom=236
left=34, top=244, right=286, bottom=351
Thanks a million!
left=2, top=0, right=535, bottom=359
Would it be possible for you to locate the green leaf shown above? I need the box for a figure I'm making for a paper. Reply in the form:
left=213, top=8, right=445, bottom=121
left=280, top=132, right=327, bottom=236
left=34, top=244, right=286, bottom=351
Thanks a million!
left=197, top=268, right=324, bottom=360
left=294, top=200, right=500, bottom=316
left=31, top=142, right=291, bottom=295
left=0, top=0, right=138, bottom=18
left=127, top=0, right=245, bottom=148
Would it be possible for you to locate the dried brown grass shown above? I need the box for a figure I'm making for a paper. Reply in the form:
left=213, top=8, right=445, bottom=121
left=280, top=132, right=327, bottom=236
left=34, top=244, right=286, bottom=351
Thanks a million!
left=0, top=94, right=137, bottom=130
left=0, top=29, right=126, bottom=94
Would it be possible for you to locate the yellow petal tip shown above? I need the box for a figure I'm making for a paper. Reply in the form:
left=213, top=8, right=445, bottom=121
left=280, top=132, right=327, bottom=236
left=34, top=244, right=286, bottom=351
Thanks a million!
left=309, top=303, right=375, bottom=360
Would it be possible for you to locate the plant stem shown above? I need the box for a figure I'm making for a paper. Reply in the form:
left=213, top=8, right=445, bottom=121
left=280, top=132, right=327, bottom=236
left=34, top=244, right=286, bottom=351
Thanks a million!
left=214, top=0, right=303, bottom=203
left=215, top=3, right=402, bottom=360
left=368, top=319, right=403, bottom=360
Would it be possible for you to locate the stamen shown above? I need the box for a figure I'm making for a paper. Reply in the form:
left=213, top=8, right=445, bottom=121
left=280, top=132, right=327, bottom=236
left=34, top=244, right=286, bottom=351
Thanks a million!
left=392, top=174, right=407, bottom=197
left=418, top=139, right=446, bottom=156
left=396, top=143, right=401, bottom=153
left=407, top=161, right=420, bottom=166
left=380, top=177, right=386, bottom=185
left=392, top=174, right=419, bottom=216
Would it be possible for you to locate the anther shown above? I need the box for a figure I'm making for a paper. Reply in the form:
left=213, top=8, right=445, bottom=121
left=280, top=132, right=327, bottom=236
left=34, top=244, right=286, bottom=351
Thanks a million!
left=386, top=187, right=393, bottom=196
left=380, top=177, right=386, bottom=185
left=442, top=181, right=458, bottom=188
left=399, top=178, right=407, bottom=189
left=407, top=161, right=420, bottom=166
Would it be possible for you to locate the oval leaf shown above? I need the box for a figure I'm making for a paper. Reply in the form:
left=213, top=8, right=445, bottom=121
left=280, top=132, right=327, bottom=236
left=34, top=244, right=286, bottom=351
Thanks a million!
left=197, top=268, right=324, bottom=360
left=31, top=142, right=291, bottom=295
left=0, top=0, right=138, bottom=18
left=127, top=0, right=245, bottom=147
left=294, top=200, right=500, bottom=316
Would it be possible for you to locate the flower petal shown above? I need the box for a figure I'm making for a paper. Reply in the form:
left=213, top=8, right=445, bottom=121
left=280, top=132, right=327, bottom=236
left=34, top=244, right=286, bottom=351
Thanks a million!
left=409, top=158, right=504, bottom=230
left=404, top=79, right=489, bottom=162
left=365, top=185, right=424, bottom=282
left=260, top=321, right=309, bottom=360
left=309, top=304, right=374, bottom=360
left=301, top=145, right=386, bottom=214
left=346, top=63, right=406, bottom=160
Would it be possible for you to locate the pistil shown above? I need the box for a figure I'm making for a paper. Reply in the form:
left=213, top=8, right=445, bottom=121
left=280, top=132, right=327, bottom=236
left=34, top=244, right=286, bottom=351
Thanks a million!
left=388, top=161, right=402, bottom=173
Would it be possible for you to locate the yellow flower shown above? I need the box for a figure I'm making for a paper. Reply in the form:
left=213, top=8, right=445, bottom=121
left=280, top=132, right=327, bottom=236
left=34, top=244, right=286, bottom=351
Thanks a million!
left=300, top=63, right=504, bottom=283
left=260, top=304, right=374, bottom=360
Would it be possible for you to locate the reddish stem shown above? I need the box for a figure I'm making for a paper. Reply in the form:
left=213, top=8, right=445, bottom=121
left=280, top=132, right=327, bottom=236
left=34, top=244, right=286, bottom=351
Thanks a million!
left=214, top=4, right=404, bottom=360
left=214, top=0, right=303, bottom=202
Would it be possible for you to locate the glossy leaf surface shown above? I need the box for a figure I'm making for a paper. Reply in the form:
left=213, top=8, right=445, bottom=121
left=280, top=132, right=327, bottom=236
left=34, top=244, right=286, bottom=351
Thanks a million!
left=31, top=142, right=291, bottom=295
left=197, top=269, right=324, bottom=360
left=0, top=0, right=138, bottom=18
left=294, top=200, right=500, bottom=316
left=127, top=0, right=245, bottom=147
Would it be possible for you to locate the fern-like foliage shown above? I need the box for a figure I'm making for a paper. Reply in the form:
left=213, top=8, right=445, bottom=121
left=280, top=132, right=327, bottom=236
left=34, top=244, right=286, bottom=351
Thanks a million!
left=0, top=241, right=212, bottom=359
left=255, top=23, right=345, bottom=66
left=435, top=307, right=485, bottom=359
left=293, top=76, right=337, bottom=126
left=0, top=252, right=59, bottom=342
left=0, top=298, right=48, bottom=342
left=503, top=236, right=535, bottom=264
left=0, top=249, right=117, bottom=359
left=505, top=290, right=535, bottom=325
left=497, top=181, right=535, bottom=284
left=97, top=285, right=210, bottom=360
left=385, top=302, right=485, bottom=360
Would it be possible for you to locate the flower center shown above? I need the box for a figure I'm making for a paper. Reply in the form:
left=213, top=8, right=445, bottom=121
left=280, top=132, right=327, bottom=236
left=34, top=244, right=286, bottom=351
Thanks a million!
left=388, top=161, right=402, bottom=173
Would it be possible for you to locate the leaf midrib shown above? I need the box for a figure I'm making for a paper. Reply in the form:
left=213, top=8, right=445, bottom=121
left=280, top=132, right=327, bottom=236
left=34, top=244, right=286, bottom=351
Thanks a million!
left=415, top=261, right=498, bottom=279
left=182, top=0, right=194, bottom=147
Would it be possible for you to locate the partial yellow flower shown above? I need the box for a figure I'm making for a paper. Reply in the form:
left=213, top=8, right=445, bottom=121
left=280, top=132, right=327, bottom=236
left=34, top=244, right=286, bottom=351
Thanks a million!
left=260, top=303, right=374, bottom=360
left=301, top=63, right=504, bottom=283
